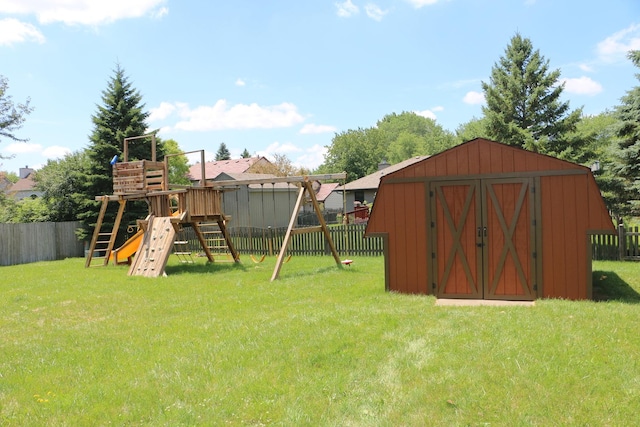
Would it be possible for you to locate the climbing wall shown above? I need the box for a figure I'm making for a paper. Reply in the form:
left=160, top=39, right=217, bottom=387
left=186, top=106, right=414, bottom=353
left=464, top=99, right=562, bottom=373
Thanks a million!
left=128, top=216, right=176, bottom=277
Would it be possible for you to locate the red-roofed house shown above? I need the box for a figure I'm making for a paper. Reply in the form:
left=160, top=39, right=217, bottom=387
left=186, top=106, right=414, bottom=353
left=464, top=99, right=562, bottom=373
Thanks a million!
left=188, top=157, right=272, bottom=183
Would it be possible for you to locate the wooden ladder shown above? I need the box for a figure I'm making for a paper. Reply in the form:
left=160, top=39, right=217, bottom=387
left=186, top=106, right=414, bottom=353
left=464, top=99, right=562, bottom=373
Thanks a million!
left=198, top=221, right=235, bottom=262
left=85, top=197, right=126, bottom=267
left=173, top=226, right=194, bottom=264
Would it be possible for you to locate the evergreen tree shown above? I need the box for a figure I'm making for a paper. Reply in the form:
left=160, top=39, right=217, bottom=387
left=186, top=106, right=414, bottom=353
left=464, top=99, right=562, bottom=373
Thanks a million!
left=241, top=148, right=251, bottom=158
left=614, top=50, right=640, bottom=216
left=77, top=65, right=162, bottom=241
left=215, top=142, right=231, bottom=161
left=481, top=34, right=581, bottom=154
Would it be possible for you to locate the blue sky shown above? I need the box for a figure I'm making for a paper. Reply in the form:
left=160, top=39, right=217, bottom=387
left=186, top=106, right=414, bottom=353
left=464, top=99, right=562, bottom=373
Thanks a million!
left=1, top=0, right=639, bottom=175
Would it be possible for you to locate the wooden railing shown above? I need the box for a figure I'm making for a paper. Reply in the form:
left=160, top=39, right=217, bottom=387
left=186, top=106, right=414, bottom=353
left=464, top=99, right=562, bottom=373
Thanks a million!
left=591, top=226, right=640, bottom=261
left=178, top=223, right=384, bottom=257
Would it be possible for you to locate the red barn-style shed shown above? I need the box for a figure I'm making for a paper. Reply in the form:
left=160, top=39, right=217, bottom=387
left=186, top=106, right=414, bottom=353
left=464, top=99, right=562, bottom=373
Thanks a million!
left=365, top=138, right=614, bottom=301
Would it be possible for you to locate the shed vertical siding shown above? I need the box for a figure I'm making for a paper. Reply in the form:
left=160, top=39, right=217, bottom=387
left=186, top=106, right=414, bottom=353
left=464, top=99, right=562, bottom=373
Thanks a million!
left=368, top=181, right=428, bottom=294
left=540, top=173, right=595, bottom=299
left=366, top=138, right=614, bottom=300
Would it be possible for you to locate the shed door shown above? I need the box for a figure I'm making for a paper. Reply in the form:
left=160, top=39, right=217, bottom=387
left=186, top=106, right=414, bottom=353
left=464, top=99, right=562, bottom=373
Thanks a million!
left=431, top=178, right=537, bottom=300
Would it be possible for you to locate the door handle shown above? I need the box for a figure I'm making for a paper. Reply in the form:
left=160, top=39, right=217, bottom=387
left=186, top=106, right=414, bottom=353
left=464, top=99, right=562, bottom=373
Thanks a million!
left=477, top=226, right=487, bottom=247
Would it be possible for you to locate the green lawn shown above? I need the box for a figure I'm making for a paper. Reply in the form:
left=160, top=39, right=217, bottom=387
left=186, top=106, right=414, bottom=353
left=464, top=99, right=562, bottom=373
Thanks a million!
left=1, top=256, right=639, bottom=425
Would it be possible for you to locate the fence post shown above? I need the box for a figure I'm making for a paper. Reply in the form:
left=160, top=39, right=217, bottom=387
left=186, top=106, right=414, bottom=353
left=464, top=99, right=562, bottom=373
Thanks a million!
left=618, top=224, right=625, bottom=261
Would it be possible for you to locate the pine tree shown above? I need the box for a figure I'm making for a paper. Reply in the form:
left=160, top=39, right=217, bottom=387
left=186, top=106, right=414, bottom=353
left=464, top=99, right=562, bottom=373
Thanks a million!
left=481, top=34, right=581, bottom=154
left=614, top=50, right=640, bottom=216
left=77, top=65, right=163, bottom=241
left=215, top=142, right=231, bottom=161
left=241, top=148, right=251, bottom=158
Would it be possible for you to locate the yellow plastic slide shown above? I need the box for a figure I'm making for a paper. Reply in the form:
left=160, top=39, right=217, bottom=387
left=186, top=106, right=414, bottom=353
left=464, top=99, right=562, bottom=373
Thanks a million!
left=109, top=229, right=144, bottom=264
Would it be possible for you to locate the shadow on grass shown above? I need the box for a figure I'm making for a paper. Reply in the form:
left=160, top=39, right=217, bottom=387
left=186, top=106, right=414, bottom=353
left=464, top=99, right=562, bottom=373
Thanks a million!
left=592, top=270, right=640, bottom=303
left=279, top=263, right=358, bottom=280
left=165, top=261, right=247, bottom=276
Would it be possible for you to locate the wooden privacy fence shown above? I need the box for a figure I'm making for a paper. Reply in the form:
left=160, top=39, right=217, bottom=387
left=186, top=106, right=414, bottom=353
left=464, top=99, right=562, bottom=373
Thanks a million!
left=591, top=225, right=640, bottom=261
left=178, top=223, right=384, bottom=257
left=0, top=221, right=84, bottom=266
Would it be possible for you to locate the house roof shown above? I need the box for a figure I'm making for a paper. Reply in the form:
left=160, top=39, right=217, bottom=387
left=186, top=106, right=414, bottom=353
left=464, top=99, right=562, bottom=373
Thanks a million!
left=337, top=156, right=430, bottom=191
left=188, top=157, right=268, bottom=181
left=8, top=173, right=37, bottom=193
left=214, top=172, right=297, bottom=190
left=315, top=182, right=339, bottom=202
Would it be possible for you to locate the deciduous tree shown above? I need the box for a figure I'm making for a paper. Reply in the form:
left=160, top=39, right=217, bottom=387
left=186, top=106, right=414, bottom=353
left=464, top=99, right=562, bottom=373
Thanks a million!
left=163, top=138, right=190, bottom=185
left=0, top=76, right=33, bottom=159
left=34, top=151, right=90, bottom=222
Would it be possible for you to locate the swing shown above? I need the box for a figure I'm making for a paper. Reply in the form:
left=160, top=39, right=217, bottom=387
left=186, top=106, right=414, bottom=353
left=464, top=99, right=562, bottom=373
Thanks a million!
left=272, top=182, right=292, bottom=263
left=248, top=183, right=266, bottom=263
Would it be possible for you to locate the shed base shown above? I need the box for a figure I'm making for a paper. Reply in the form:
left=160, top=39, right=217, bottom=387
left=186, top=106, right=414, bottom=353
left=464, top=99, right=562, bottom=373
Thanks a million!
left=435, top=299, right=535, bottom=307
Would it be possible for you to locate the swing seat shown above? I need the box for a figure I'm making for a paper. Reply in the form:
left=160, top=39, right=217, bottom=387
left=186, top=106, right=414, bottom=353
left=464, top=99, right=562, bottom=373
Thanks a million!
left=250, top=254, right=266, bottom=264
left=341, top=259, right=353, bottom=266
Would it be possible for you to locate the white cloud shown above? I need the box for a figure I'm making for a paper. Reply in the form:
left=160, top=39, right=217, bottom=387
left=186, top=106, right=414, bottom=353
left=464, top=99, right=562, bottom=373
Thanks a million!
left=5, top=142, right=42, bottom=154
left=578, top=63, right=594, bottom=72
left=258, top=142, right=327, bottom=170
left=596, top=23, right=640, bottom=63
left=4, top=142, right=70, bottom=160
left=365, top=4, right=388, bottom=21
left=148, top=101, right=177, bottom=121
left=151, top=6, right=168, bottom=19
left=235, top=78, right=246, bottom=87
left=151, top=100, right=305, bottom=131
left=336, top=0, right=359, bottom=17
left=42, top=145, right=72, bottom=159
left=414, top=109, right=437, bottom=120
left=294, top=144, right=328, bottom=170
left=404, top=0, right=440, bottom=8
left=413, top=107, right=444, bottom=120
left=560, top=76, right=603, bottom=96
left=0, top=18, right=45, bottom=46
left=0, top=0, right=168, bottom=26
left=463, top=91, right=485, bottom=105
left=299, top=124, right=337, bottom=134
left=257, top=142, right=302, bottom=160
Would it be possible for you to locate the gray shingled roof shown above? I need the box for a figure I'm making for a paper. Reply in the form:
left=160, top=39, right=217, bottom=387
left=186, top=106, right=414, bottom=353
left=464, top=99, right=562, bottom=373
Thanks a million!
left=337, top=156, right=429, bottom=191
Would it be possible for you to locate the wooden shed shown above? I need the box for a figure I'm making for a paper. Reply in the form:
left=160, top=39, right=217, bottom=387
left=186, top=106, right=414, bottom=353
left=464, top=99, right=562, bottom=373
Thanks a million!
left=365, top=138, right=614, bottom=301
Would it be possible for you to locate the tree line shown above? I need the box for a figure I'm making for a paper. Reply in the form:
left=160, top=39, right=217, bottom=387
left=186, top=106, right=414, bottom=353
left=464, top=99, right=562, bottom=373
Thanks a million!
left=316, top=34, right=640, bottom=221
left=1, top=34, right=640, bottom=234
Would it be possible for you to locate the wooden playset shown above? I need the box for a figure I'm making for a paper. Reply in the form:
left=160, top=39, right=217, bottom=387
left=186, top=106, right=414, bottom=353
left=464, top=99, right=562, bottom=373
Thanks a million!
left=85, top=134, right=346, bottom=279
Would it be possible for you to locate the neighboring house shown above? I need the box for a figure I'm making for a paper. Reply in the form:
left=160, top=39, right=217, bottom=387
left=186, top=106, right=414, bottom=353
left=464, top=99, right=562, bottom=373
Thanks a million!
left=7, top=167, right=43, bottom=201
left=213, top=172, right=299, bottom=229
left=316, top=182, right=342, bottom=211
left=336, top=156, right=429, bottom=211
left=188, top=156, right=273, bottom=184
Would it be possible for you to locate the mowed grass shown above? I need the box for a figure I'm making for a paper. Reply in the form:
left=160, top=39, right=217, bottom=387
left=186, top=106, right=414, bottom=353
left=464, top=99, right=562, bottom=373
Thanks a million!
left=1, top=256, right=640, bottom=426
